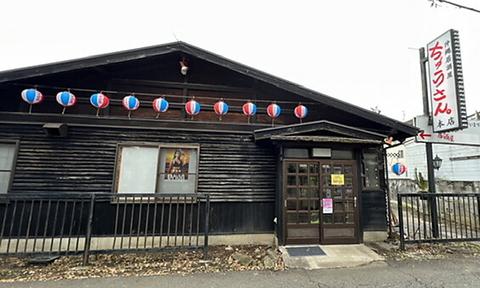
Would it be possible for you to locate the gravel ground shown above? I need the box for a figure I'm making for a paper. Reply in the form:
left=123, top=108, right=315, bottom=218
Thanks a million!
left=367, top=240, right=480, bottom=261
left=0, top=245, right=284, bottom=283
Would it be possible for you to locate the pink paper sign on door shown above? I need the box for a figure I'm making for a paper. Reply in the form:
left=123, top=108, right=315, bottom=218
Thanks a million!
left=322, top=198, right=333, bottom=214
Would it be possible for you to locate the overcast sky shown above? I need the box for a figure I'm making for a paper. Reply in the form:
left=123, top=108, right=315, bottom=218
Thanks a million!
left=1, top=0, right=479, bottom=121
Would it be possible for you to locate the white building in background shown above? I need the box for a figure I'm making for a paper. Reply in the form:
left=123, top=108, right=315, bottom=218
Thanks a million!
left=387, top=113, right=480, bottom=182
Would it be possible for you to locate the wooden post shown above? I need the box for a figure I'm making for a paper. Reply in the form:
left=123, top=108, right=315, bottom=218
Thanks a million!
left=83, top=194, right=96, bottom=266
left=420, top=47, right=439, bottom=238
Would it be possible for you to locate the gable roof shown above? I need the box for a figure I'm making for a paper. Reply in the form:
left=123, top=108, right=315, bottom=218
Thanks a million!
left=254, top=120, right=387, bottom=141
left=0, top=41, right=418, bottom=138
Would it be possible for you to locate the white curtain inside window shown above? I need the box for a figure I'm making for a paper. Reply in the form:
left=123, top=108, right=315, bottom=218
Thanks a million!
left=117, top=146, right=159, bottom=193
left=0, top=143, right=16, bottom=193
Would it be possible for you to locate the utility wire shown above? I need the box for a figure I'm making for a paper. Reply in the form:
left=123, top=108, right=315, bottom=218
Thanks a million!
left=430, top=0, right=480, bottom=14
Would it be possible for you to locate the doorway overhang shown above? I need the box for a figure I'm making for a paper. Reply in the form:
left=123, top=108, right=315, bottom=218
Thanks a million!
left=254, top=120, right=387, bottom=142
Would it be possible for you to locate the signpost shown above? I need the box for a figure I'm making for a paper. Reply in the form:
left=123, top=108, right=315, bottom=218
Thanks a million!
left=414, top=115, right=480, bottom=146
left=415, top=29, right=467, bottom=239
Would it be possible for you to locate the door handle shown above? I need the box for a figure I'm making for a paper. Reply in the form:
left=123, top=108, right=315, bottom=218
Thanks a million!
left=354, top=196, right=357, bottom=208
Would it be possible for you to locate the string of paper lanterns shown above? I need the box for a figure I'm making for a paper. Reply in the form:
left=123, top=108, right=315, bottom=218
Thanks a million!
left=20, top=88, right=309, bottom=122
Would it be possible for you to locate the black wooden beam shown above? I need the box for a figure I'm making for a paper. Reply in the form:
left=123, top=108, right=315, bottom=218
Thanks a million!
left=0, top=112, right=267, bottom=134
left=111, top=78, right=253, bottom=94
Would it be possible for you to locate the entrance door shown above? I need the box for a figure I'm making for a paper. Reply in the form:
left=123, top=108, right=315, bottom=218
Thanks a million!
left=319, top=160, right=359, bottom=244
left=284, top=161, right=321, bottom=244
left=283, top=160, right=359, bottom=245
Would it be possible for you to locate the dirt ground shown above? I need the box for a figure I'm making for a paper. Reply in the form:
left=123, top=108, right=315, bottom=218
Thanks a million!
left=0, top=245, right=284, bottom=283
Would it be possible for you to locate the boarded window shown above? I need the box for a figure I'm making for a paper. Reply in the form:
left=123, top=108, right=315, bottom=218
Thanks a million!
left=115, top=144, right=198, bottom=194
left=284, top=148, right=309, bottom=158
left=0, top=142, right=17, bottom=194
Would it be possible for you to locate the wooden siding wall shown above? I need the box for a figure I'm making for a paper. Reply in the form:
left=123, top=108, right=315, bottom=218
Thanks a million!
left=0, top=124, right=276, bottom=203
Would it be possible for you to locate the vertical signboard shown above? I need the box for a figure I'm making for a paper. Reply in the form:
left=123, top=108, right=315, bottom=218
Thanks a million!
left=427, top=29, right=467, bottom=132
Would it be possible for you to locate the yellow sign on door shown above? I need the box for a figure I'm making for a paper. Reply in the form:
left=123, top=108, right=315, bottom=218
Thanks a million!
left=331, top=174, right=345, bottom=186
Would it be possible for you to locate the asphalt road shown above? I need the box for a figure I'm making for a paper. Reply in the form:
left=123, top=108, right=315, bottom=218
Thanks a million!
left=2, top=256, right=479, bottom=288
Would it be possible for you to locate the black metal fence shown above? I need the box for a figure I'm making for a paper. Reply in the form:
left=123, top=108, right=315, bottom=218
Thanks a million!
left=397, top=193, right=480, bottom=249
left=0, top=193, right=210, bottom=264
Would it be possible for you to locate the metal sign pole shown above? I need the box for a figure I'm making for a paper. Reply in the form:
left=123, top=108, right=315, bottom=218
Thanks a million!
left=419, top=48, right=440, bottom=238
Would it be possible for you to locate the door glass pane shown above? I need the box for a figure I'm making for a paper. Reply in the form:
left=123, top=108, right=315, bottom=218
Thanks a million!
left=287, top=175, right=297, bottom=186
left=333, top=188, right=343, bottom=199
left=324, top=188, right=332, bottom=198
left=309, top=164, right=319, bottom=174
left=345, top=201, right=354, bottom=211
left=323, top=176, right=330, bottom=186
left=334, top=214, right=345, bottom=224
left=300, top=200, right=309, bottom=211
left=298, top=164, right=308, bottom=173
left=310, top=211, right=319, bottom=224
left=346, top=213, right=355, bottom=224
left=298, top=213, right=309, bottom=223
left=287, top=188, right=297, bottom=198
left=345, top=188, right=353, bottom=196
left=299, top=176, right=308, bottom=186
left=344, top=165, right=353, bottom=174
left=287, top=163, right=297, bottom=173
left=323, top=215, right=333, bottom=224
left=287, top=213, right=297, bottom=223
left=335, top=202, right=345, bottom=212
left=345, top=176, right=353, bottom=186
left=309, top=176, right=319, bottom=186
left=299, top=188, right=309, bottom=197
left=322, top=164, right=331, bottom=174
left=309, top=188, right=319, bottom=198
left=333, top=165, right=343, bottom=174
left=287, top=200, right=297, bottom=210
left=310, top=200, right=319, bottom=210
left=117, top=146, right=158, bottom=193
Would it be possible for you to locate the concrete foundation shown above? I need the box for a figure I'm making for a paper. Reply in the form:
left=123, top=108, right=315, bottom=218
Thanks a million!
left=0, top=233, right=275, bottom=254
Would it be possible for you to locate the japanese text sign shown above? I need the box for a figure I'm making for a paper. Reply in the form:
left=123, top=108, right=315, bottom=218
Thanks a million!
left=427, top=29, right=467, bottom=133
left=331, top=174, right=344, bottom=186
left=322, top=198, right=333, bottom=214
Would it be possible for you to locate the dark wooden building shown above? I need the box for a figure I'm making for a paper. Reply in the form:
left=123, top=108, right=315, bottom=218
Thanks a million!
left=0, top=42, right=417, bottom=245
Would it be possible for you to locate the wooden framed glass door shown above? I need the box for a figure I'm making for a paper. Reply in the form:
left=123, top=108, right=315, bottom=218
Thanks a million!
left=319, top=160, right=359, bottom=244
left=283, top=160, right=359, bottom=245
left=284, top=161, right=321, bottom=244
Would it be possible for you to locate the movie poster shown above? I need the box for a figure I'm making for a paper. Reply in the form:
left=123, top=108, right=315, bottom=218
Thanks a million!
left=163, top=148, right=190, bottom=181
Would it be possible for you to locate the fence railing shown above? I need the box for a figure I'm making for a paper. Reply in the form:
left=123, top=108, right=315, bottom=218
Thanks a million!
left=397, top=192, right=480, bottom=249
left=0, top=193, right=210, bottom=264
